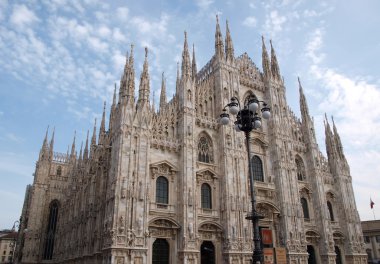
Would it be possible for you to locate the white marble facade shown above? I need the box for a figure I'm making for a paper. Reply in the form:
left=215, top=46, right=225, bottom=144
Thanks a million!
left=16, top=18, right=367, bottom=264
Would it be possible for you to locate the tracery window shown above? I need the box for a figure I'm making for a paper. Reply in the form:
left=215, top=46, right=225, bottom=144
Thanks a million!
left=327, top=201, right=334, bottom=221
left=43, top=200, right=59, bottom=260
left=156, top=176, right=169, bottom=204
left=198, top=134, right=213, bottom=163
left=301, top=197, right=310, bottom=219
left=295, top=157, right=305, bottom=181
left=201, top=183, right=212, bottom=209
left=251, top=155, right=264, bottom=182
left=56, top=166, right=62, bottom=176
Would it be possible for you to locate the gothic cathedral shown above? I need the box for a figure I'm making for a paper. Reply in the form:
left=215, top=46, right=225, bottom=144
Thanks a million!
left=16, top=18, right=367, bottom=264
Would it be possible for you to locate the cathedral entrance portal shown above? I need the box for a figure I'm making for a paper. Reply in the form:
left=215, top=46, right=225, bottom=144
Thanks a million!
left=307, top=245, right=317, bottom=264
left=152, top=238, right=169, bottom=264
left=200, top=241, right=215, bottom=264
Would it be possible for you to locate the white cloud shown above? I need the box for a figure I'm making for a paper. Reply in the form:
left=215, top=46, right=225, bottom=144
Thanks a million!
left=242, top=16, right=257, bottom=28
left=97, top=25, right=112, bottom=38
left=0, top=0, right=8, bottom=21
left=10, top=4, right=39, bottom=28
left=195, top=0, right=214, bottom=10
left=263, top=10, right=287, bottom=37
left=116, top=7, right=129, bottom=22
left=112, top=28, right=128, bottom=43
left=305, top=28, right=325, bottom=64
left=6, top=133, right=24, bottom=143
left=304, top=28, right=380, bottom=221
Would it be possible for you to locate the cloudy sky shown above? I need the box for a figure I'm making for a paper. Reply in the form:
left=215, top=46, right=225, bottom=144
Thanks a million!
left=0, top=0, right=380, bottom=229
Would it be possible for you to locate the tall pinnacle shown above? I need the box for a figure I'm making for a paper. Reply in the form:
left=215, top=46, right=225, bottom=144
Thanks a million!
left=192, top=44, right=197, bottom=81
left=176, top=62, right=180, bottom=95
left=83, top=130, right=89, bottom=161
left=39, top=126, right=49, bottom=160
left=137, top=47, right=150, bottom=107
left=99, top=102, right=106, bottom=144
left=91, top=119, right=97, bottom=146
left=332, top=116, right=345, bottom=158
left=298, top=77, right=310, bottom=119
left=160, top=72, right=167, bottom=111
left=181, top=31, right=191, bottom=80
left=127, top=44, right=135, bottom=104
left=262, top=36, right=271, bottom=78
left=270, top=40, right=281, bottom=80
left=215, top=14, right=224, bottom=59
left=49, top=127, right=55, bottom=159
left=225, top=20, right=234, bottom=62
left=71, top=131, right=76, bottom=157
left=119, top=51, right=130, bottom=103
left=324, top=114, right=336, bottom=160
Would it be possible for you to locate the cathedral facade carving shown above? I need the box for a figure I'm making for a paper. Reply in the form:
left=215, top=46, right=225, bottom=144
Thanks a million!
left=16, top=18, right=367, bottom=264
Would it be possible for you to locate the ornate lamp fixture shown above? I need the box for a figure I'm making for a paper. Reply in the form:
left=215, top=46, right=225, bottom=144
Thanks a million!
left=220, top=95, right=270, bottom=264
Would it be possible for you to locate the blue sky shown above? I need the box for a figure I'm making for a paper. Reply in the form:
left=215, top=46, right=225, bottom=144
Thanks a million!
left=1, top=0, right=380, bottom=229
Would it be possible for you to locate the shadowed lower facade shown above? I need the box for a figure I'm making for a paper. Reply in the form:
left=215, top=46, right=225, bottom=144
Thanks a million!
left=15, top=18, right=367, bottom=264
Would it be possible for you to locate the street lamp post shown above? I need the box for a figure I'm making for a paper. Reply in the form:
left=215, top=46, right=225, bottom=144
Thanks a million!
left=220, top=95, right=270, bottom=264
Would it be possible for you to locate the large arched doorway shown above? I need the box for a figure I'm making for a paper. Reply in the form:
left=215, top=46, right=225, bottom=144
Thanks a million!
left=335, top=246, right=342, bottom=264
left=307, top=245, right=317, bottom=264
left=152, top=238, right=169, bottom=264
left=201, top=241, right=215, bottom=264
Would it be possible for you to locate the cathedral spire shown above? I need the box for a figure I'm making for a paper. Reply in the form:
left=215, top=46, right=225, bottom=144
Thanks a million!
left=127, top=44, right=135, bottom=105
left=160, top=72, right=167, bottom=111
left=270, top=40, right=281, bottom=80
left=49, top=127, right=55, bottom=160
left=99, top=102, right=106, bottom=144
left=298, top=77, right=310, bottom=119
left=39, top=126, right=49, bottom=160
left=70, top=131, right=76, bottom=157
left=83, top=130, right=89, bottom=161
left=176, top=62, right=180, bottom=95
left=112, top=83, right=117, bottom=107
left=192, top=44, right=197, bottom=81
left=262, top=36, right=271, bottom=78
left=78, top=141, right=83, bottom=162
left=214, top=14, right=224, bottom=59
left=91, top=119, right=97, bottom=146
left=332, top=116, right=345, bottom=159
left=324, top=114, right=336, bottom=161
left=225, top=20, right=234, bottom=62
left=181, top=31, right=191, bottom=80
left=119, top=51, right=130, bottom=103
left=137, top=47, right=150, bottom=108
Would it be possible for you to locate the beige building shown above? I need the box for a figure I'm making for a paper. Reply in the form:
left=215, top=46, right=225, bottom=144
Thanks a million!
left=362, top=220, right=380, bottom=263
left=0, top=231, right=17, bottom=263
left=16, top=18, right=367, bottom=264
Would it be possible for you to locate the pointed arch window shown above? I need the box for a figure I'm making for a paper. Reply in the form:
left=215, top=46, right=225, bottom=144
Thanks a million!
left=295, top=157, right=306, bottom=181
left=327, top=201, right=334, bottom=221
left=301, top=197, right=310, bottom=219
left=43, top=200, right=59, bottom=260
left=251, top=155, right=264, bottom=182
left=156, top=176, right=169, bottom=204
left=201, top=183, right=212, bottom=209
left=198, top=134, right=213, bottom=163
